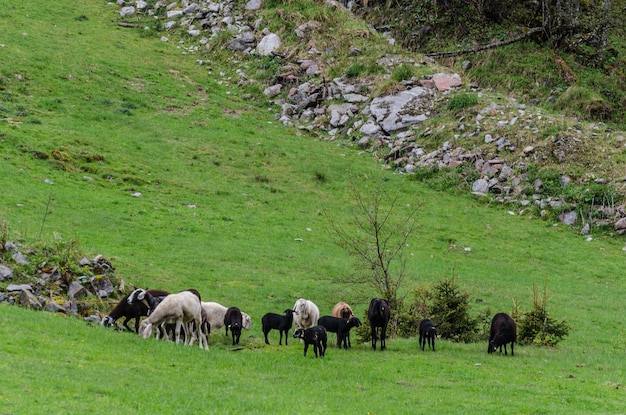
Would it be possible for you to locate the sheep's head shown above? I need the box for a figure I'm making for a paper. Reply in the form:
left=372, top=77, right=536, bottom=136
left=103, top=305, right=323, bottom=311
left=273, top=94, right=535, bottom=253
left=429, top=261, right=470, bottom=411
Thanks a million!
left=101, top=316, right=115, bottom=327
left=293, top=299, right=306, bottom=313
left=127, top=288, right=146, bottom=305
left=340, top=306, right=353, bottom=319
left=293, top=328, right=305, bottom=339
left=140, top=322, right=153, bottom=339
left=242, top=313, right=252, bottom=330
left=349, top=317, right=362, bottom=328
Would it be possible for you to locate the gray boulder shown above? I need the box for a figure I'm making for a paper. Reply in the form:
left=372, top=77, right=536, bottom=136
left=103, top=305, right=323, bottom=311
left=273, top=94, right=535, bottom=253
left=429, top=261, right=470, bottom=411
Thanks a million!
left=559, top=211, right=578, bottom=225
left=90, top=276, right=115, bottom=298
left=19, top=289, right=42, bottom=310
left=7, top=284, right=32, bottom=292
left=256, top=33, right=281, bottom=56
left=614, top=217, right=626, bottom=234
left=119, top=6, right=135, bottom=17
left=471, top=179, right=490, bottom=195
left=369, top=87, right=430, bottom=133
left=0, top=264, right=13, bottom=281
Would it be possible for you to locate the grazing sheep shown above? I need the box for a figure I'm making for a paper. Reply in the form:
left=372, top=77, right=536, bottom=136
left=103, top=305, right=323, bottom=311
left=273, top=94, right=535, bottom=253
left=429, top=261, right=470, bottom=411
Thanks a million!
left=201, top=302, right=251, bottom=333
left=127, top=288, right=168, bottom=311
left=139, top=291, right=208, bottom=350
left=202, top=301, right=228, bottom=331
left=331, top=302, right=354, bottom=319
left=126, top=288, right=171, bottom=338
left=418, top=318, right=437, bottom=351
left=101, top=289, right=169, bottom=333
left=224, top=306, right=243, bottom=345
left=293, top=326, right=327, bottom=358
left=128, top=288, right=205, bottom=342
left=367, top=298, right=391, bottom=351
left=318, top=315, right=362, bottom=349
left=488, top=313, right=517, bottom=356
left=292, top=298, right=320, bottom=329
left=241, top=311, right=252, bottom=331
left=261, top=309, right=295, bottom=345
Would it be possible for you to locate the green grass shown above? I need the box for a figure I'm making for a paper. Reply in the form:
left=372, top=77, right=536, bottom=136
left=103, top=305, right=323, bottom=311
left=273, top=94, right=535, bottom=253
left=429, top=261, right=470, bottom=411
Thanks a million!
left=0, top=0, right=625, bottom=413
left=1, top=305, right=624, bottom=414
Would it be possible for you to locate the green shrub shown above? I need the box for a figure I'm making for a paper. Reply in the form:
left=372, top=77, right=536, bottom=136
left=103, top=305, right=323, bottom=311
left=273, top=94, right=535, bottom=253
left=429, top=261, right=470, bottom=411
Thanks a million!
left=346, top=63, right=365, bottom=78
left=446, top=93, right=478, bottom=111
left=391, top=63, right=415, bottom=82
left=514, top=280, right=570, bottom=347
left=430, top=276, right=479, bottom=342
left=400, top=277, right=480, bottom=342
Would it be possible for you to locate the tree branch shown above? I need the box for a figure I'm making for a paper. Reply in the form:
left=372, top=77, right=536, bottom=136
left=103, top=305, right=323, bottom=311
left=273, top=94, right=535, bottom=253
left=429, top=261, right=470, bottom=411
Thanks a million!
left=426, top=26, right=545, bottom=58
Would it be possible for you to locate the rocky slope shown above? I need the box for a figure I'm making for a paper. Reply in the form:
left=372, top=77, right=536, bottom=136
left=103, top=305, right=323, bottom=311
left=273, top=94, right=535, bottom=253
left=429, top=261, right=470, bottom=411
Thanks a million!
left=114, top=0, right=626, bottom=235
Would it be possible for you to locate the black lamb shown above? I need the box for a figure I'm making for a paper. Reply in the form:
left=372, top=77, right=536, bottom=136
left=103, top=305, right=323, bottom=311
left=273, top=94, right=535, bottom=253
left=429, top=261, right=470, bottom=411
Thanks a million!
left=318, top=315, right=362, bottom=349
left=488, top=313, right=517, bottom=356
left=293, top=326, right=327, bottom=358
left=261, top=309, right=295, bottom=345
left=224, top=306, right=243, bottom=345
left=418, top=318, right=437, bottom=351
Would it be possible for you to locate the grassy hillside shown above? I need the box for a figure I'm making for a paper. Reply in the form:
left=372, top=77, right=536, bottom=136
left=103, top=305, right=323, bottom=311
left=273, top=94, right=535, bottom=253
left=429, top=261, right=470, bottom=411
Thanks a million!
left=0, top=0, right=625, bottom=413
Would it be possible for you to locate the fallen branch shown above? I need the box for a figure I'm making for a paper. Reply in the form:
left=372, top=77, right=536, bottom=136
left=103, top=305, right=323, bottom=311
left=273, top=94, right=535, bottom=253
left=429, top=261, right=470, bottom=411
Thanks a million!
left=426, top=27, right=544, bottom=58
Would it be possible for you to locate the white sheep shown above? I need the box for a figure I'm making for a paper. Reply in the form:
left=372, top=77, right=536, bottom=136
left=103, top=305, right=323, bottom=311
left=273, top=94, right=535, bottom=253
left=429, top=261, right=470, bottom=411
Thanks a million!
left=242, top=311, right=251, bottom=331
left=292, top=298, right=320, bottom=329
left=201, top=301, right=228, bottom=330
left=139, top=291, right=208, bottom=350
left=202, top=301, right=251, bottom=332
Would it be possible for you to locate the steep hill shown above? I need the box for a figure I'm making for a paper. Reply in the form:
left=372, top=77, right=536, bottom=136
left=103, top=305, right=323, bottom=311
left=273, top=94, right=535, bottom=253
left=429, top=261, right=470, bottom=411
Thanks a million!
left=109, top=0, right=626, bottom=233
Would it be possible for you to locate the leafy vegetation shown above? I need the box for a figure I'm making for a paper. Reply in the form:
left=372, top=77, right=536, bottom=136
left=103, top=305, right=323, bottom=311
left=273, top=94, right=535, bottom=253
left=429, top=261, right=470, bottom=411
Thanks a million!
left=445, top=92, right=478, bottom=111
left=514, top=280, right=571, bottom=347
left=428, top=276, right=480, bottom=342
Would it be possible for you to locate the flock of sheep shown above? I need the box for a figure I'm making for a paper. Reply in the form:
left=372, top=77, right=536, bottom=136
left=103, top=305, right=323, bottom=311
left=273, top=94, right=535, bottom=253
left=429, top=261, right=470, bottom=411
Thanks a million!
left=100, top=288, right=517, bottom=357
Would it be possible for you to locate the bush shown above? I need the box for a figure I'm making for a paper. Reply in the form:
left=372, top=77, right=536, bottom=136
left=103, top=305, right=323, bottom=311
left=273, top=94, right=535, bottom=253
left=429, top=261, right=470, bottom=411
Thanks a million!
left=514, top=280, right=570, bottom=347
left=346, top=63, right=365, bottom=78
left=446, top=93, right=478, bottom=111
left=391, top=63, right=415, bottom=82
left=430, top=276, right=480, bottom=342
left=399, top=277, right=480, bottom=342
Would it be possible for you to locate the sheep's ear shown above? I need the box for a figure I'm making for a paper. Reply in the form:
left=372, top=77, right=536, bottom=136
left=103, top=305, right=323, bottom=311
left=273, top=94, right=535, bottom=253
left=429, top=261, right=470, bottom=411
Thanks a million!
left=138, top=291, right=145, bottom=301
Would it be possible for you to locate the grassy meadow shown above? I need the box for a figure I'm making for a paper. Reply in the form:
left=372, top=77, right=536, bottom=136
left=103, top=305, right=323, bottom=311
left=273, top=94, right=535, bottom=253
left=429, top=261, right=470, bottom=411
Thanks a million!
left=0, top=0, right=625, bottom=413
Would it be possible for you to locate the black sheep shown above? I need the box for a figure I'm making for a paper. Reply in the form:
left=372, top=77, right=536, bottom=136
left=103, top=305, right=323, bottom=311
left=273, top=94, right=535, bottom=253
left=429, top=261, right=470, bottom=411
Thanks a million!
left=418, top=318, right=437, bottom=351
left=224, top=306, right=243, bottom=345
left=293, top=326, right=327, bottom=358
left=367, top=298, right=391, bottom=351
left=318, top=315, right=362, bottom=349
left=101, top=289, right=169, bottom=333
left=261, top=309, right=295, bottom=345
left=488, top=313, right=517, bottom=356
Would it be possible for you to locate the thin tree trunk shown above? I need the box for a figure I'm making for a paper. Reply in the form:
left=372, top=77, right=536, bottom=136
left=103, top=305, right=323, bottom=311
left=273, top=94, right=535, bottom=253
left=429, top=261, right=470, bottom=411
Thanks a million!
left=426, top=27, right=544, bottom=58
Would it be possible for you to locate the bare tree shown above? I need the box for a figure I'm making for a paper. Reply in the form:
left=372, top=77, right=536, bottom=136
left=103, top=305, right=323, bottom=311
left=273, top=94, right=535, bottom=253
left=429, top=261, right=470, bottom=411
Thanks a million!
left=324, top=181, right=418, bottom=320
